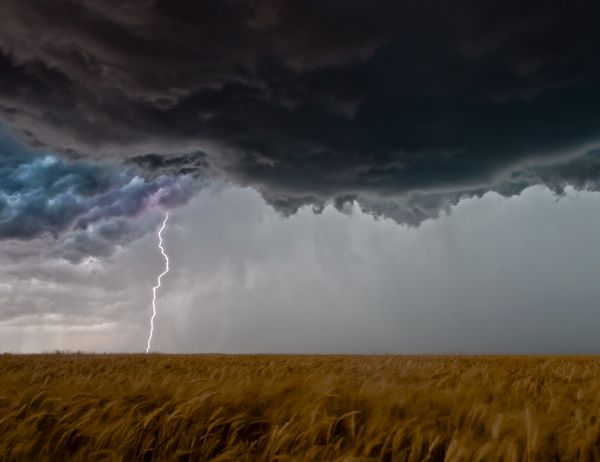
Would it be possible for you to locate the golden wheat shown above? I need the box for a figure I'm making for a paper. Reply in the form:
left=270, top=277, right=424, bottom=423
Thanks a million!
left=1, top=354, right=599, bottom=461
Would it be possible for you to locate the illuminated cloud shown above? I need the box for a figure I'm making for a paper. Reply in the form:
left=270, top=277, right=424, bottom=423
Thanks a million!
left=0, top=129, right=200, bottom=262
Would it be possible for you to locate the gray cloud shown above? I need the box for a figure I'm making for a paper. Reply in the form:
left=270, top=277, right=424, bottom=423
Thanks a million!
left=0, top=0, right=599, bottom=226
left=3, top=184, right=600, bottom=354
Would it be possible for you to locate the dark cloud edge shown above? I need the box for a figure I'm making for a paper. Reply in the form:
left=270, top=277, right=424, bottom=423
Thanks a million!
left=0, top=1, right=599, bottom=234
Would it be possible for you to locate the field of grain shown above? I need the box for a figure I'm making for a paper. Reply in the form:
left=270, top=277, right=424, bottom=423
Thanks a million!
left=1, top=355, right=599, bottom=461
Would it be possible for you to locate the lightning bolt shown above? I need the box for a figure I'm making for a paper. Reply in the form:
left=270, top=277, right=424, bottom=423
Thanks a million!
left=145, top=212, right=170, bottom=354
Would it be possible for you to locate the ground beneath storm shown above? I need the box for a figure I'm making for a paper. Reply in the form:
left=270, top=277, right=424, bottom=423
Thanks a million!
left=1, top=354, right=598, bottom=461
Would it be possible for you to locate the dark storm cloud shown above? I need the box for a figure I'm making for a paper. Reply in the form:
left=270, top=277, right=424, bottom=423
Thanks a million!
left=129, top=152, right=209, bottom=178
left=0, top=0, right=599, bottom=224
left=0, top=129, right=199, bottom=262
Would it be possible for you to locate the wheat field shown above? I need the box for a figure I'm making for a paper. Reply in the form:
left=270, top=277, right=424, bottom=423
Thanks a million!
left=1, top=354, right=599, bottom=461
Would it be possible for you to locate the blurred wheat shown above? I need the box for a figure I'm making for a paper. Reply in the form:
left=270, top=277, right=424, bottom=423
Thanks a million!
left=1, top=354, right=599, bottom=461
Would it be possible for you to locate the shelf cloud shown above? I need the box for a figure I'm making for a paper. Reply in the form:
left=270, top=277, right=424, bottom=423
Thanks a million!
left=0, top=1, right=599, bottom=226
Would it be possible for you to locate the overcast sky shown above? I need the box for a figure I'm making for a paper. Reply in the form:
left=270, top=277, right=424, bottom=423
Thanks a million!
left=2, top=181, right=600, bottom=354
left=1, top=1, right=600, bottom=353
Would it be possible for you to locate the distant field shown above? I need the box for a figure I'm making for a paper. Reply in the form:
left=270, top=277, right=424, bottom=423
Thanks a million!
left=1, top=355, right=599, bottom=461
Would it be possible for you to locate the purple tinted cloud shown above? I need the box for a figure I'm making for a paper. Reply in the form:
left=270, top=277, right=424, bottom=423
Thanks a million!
left=0, top=128, right=201, bottom=262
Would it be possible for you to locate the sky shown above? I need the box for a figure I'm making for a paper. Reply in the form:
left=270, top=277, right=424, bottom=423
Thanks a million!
left=1, top=1, right=600, bottom=353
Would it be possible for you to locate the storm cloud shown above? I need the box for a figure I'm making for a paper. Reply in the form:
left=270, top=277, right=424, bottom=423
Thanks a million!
left=0, top=0, right=599, bottom=225
left=0, top=129, right=199, bottom=262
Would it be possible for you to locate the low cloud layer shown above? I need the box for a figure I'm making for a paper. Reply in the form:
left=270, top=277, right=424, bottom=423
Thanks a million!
left=0, top=0, right=599, bottom=225
left=0, top=129, right=199, bottom=262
